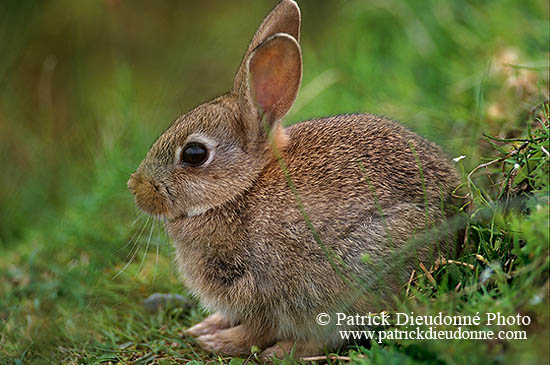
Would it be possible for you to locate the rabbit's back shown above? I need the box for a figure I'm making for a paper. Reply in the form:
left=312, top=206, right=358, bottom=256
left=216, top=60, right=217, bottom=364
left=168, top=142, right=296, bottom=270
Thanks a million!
left=250, top=113, right=458, bottom=227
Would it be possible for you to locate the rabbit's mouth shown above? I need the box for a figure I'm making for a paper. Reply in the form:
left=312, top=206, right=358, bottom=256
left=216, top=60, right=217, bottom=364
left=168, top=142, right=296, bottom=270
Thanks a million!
left=128, top=172, right=174, bottom=218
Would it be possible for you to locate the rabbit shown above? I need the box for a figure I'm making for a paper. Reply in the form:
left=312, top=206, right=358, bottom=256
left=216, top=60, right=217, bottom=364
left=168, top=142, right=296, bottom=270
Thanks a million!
left=127, top=0, right=461, bottom=360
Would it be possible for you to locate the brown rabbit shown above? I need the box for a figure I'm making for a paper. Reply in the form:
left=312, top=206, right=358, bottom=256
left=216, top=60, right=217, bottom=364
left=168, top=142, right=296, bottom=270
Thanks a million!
left=127, top=0, right=461, bottom=360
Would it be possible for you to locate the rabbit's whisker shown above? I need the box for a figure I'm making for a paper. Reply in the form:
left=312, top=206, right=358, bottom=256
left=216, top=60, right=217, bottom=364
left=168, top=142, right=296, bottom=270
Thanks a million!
left=114, top=215, right=151, bottom=279
left=119, top=215, right=148, bottom=264
left=152, top=218, right=162, bottom=283
left=136, top=216, right=156, bottom=277
left=163, top=216, right=173, bottom=284
left=114, top=212, right=146, bottom=254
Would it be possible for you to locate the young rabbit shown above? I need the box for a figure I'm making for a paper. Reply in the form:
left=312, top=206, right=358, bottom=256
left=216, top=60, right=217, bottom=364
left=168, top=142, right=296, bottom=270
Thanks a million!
left=128, top=0, right=461, bottom=359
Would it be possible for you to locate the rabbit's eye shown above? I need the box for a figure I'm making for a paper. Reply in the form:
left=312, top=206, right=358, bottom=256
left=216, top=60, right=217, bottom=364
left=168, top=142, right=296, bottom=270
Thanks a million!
left=181, top=142, right=209, bottom=166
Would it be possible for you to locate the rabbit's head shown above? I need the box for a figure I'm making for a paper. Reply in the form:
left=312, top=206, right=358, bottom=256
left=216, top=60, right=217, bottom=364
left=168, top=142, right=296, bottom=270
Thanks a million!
left=128, top=0, right=302, bottom=219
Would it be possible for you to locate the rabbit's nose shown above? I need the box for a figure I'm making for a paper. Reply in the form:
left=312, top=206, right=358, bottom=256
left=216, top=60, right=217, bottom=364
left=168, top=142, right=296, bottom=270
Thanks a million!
left=127, top=172, right=140, bottom=192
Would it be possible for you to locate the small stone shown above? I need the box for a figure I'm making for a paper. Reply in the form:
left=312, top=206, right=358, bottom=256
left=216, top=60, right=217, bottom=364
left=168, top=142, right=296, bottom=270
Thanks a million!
left=143, top=293, right=190, bottom=313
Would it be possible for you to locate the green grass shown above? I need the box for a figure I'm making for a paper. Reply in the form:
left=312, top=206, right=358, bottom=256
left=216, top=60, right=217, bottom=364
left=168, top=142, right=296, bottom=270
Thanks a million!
left=1, top=0, right=548, bottom=363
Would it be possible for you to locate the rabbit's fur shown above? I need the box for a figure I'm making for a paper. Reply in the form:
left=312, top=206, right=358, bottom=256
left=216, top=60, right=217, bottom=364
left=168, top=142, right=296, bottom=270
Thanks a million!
left=128, top=0, right=461, bottom=359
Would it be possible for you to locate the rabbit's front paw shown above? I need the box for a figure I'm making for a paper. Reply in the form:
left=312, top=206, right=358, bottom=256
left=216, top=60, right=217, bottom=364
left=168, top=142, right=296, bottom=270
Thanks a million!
left=196, top=325, right=258, bottom=356
left=184, top=312, right=230, bottom=337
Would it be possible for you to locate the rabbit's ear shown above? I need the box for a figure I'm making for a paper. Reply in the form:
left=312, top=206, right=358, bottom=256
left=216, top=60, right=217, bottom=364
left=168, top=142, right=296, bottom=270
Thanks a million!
left=246, top=33, right=302, bottom=126
left=233, top=0, right=300, bottom=94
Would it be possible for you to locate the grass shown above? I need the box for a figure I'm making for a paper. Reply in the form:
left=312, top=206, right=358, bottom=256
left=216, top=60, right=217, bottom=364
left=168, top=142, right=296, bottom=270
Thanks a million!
left=0, top=0, right=548, bottom=363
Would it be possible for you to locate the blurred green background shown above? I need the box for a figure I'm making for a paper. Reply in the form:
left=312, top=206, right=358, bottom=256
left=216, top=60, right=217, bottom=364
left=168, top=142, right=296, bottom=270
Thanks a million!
left=1, top=0, right=548, bottom=363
